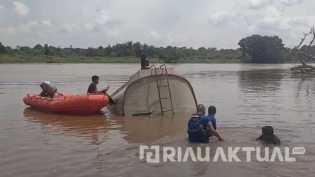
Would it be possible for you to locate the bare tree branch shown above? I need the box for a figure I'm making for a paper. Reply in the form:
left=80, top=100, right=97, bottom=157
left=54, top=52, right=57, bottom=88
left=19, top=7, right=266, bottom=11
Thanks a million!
left=307, top=27, right=315, bottom=48
left=291, top=26, right=315, bottom=66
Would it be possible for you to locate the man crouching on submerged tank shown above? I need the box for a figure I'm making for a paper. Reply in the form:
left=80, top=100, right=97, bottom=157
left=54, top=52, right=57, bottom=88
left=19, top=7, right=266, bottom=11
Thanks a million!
left=140, top=53, right=150, bottom=70
left=87, top=75, right=115, bottom=104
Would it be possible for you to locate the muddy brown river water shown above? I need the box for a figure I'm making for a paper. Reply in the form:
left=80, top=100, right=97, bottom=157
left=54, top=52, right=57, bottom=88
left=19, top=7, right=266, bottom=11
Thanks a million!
left=0, top=64, right=314, bottom=177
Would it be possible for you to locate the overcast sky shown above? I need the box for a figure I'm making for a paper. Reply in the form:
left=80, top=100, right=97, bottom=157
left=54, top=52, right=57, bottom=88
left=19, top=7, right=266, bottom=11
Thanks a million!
left=0, top=0, right=314, bottom=49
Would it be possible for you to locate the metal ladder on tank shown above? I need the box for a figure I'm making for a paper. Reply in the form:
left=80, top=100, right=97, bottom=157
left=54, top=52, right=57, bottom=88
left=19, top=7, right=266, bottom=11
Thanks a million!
left=153, top=64, right=175, bottom=115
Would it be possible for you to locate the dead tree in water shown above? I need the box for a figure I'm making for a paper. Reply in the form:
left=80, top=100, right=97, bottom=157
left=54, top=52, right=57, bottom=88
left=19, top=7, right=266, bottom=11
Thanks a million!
left=291, top=26, right=315, bottom=72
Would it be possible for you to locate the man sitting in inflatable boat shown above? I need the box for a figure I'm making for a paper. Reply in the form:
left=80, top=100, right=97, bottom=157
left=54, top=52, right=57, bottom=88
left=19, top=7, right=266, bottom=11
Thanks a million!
left=87, top=75, right=109, bottom=94
left=87, top=75, right=115, bottom=104
left=40, top=81, right=61, bottom=98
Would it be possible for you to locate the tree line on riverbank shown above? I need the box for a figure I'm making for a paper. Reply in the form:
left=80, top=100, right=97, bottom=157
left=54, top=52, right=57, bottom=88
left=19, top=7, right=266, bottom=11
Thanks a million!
left=0, top=34, right=314, bottom=63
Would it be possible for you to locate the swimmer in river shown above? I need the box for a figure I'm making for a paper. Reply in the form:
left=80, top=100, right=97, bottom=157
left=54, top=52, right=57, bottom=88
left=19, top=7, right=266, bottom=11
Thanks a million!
left=256, top=126, right=280, bottom=145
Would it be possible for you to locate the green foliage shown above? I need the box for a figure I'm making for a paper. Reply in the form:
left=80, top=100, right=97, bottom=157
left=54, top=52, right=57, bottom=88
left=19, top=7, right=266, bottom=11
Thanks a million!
left=2, top=35, right=301, bottom=63
left=0, top=41, right=242, bottom=63
left=239, top=35, right=285, bottom=63
left=44, top=44, right=50, bottom=55
left=0, top=42, right=7, bottom=54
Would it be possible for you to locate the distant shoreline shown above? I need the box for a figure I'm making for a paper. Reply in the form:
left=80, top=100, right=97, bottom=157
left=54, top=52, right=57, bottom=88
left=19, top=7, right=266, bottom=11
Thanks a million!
left=0, top=54, right=241, bottom=64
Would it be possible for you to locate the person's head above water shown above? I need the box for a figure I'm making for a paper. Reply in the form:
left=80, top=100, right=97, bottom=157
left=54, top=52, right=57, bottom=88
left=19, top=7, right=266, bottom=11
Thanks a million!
left=256, top=126, right=281, bottom=145
left=91, top=75, right=99, bottom=84
left=208, top=105, right=216, bottom=115
left=197, top=104, right=206, bottom=116
left=262, top=126, right=274, bottom=135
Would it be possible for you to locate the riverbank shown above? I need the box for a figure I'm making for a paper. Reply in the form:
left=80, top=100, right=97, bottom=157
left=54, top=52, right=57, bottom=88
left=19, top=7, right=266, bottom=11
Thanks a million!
left=0, top=54, right=241, bottom=64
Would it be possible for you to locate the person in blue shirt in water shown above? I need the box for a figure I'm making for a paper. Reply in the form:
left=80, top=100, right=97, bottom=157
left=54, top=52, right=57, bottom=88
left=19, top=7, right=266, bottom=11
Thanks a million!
left=187, top=104, right=207, bottom=143
left=187, top=105, right=223, bottom=143
left=200, top=105, right=223, bottom=141
left=200, top=106, right=217, bottom=130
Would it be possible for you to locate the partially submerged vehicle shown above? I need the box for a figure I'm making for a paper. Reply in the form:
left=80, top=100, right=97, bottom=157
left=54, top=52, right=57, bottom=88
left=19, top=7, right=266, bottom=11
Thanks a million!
left=110, top=64, right=198, bottom=116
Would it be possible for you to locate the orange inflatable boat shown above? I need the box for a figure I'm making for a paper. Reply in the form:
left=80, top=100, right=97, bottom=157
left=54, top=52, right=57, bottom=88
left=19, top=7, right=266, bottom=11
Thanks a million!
left=23, top=94, right=109, bottom=115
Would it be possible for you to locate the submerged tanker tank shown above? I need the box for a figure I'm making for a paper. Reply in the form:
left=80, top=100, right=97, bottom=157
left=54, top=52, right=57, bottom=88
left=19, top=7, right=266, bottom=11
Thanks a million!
left=109, top=64, right=198, bottom=116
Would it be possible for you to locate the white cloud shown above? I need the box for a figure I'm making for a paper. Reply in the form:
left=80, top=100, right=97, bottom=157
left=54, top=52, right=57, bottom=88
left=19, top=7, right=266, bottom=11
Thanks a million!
left=96, top=10, right=112, bottom=25
left=209, top=11, right=235, bottom=25
left=265, top=6, right=282, bottom=18
left=40, top=20, right=52, bottom=26
left=0, top=0, right=314, bottom=48
left=84, top=23, right=94, bottom=31
left=279, top=0, right=303, bottom=6
left=0, top=20, right=53, bottom=34
left=207, top=0, right=314, bottom=48
left=79, top=9, right=120, bottom=33
left=249, top=0, right=272, bottom=9
left=248, top=0, right=303, bottom=9
left=59, top=24, right=78, bottom=33
left=13, top=1, right=29, bottom=17
left=149, top=30, right=160, bottom=39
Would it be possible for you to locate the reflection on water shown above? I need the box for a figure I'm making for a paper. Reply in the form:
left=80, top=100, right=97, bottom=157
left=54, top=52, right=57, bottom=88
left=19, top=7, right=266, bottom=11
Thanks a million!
left=237, top=69, right=285, bottom=123
left=290, top=73, right=315, bottom=98
left=24, top=108, right=113, bottom=145
left=24, top=108, right=192, bottom=144
left=0, top=64, right=315, bottom=177
left=239, top=69, right=284, bottom=93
